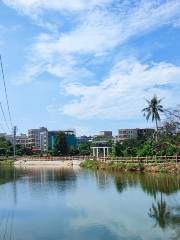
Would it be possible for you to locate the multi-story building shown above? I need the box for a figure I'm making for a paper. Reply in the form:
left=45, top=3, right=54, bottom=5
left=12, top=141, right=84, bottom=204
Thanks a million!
left=16, top=134, right=29, bottom=147
left=117, top=129, right=138, bottom=141
left=137, top=128, right=154, bottom=138
left=98, top=131, right=112, bottom=138
left=0, top=133, right=29, bottom=148
left=48, top=130, right=77, bottom=151
left=28, top=127, right=48, bottom=151
left=116, top=128, right=154, bottom=141
left=77, top=136, right=93, bottom=146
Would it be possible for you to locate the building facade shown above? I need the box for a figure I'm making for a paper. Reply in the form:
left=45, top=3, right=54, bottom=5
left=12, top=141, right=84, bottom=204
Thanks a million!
left=48, top=130, right=77, bottom=151
left=16, top=134, right=29, bottom=147
left=28, top=127, right=48, bottom=151
left=116, top=128, right=154, bottom=141
left=98, top=131, right=112, bottom=138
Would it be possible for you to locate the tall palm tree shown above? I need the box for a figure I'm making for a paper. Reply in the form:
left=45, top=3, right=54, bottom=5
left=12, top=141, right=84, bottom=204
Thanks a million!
left=142, top=95, right=164, bottom=131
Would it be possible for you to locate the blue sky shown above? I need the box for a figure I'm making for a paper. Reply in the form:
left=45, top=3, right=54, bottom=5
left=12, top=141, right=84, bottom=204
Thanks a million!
left=0, top=0, right=180, bottom=136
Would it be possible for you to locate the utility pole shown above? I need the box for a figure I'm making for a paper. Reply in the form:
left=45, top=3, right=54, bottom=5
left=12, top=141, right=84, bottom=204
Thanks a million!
left=13, top=126, right=17, bottom=160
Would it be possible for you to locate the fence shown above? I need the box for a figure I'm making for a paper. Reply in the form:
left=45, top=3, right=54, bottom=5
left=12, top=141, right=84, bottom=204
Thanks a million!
left=15, top=155, right=180, bottom=164
left=97, top=155, right=180, bottom=164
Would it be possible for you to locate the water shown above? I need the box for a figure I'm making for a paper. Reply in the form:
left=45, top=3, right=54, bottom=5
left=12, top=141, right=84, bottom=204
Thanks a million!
left=0, top=165, right=179, bottom=240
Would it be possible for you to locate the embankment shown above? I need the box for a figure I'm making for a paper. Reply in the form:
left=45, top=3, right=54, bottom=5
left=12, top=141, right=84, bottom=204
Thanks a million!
left=14, top=159, right=84, bottom=166
left=80, top=160, right=180, bottom=173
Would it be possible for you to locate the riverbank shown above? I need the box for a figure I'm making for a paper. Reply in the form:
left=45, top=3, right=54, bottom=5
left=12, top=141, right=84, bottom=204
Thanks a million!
left=14, top=159, right=84, bottom=166
left=80, top=160, right=180, bottom=173
left=0, top=160, right=14, bottom=165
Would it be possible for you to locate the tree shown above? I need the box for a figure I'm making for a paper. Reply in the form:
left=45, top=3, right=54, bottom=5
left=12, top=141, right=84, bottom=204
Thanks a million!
left=53, top=132, right=69, bottom=156
left=79, top=142, right=91, bottom=155
left=163, top=105, right=180, bottom=133
left=0, top=137, right=13, bottom=156
left=142, top=95, right=164, bottom=131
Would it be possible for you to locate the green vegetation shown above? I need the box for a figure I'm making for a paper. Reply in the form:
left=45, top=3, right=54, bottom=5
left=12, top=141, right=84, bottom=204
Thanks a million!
left=0, top=160, right=14, bottom=165
left=80, top=160, right=179, bottom=173
left=0, top=137, right=13, bottom=156
left=52, top=131, right=69, bottom=156
left=80, top=160, right=145, bottom=172
left=78, top=142, right=91, bottom=155
left=111, top=99, right=179, bottom=157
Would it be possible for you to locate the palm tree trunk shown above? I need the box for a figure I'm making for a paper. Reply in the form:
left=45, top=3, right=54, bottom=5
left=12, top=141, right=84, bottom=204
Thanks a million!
left=155, top=118, right=158, bottom=132
left=155, top=118, right=158, bottom=142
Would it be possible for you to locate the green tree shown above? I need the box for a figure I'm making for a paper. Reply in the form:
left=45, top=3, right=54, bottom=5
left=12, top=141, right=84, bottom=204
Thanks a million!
left=0, top=137, right=13, bottom=156
left=142, top=95, right=164, bottom=131
left=79, top=142, right=91, bottom=155
left=53, top=132, right=69, bottom=156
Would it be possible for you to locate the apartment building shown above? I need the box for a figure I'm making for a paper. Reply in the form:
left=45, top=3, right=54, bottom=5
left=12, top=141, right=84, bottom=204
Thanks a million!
left=116, top=128, right=154, bottom=141
left=16, top=134, right=29, bottom=147
left=28, top=127, right=48, bottom=151
left=98, top=131, right=112, bottom=138
left=0, top=133, right=28, bottom=147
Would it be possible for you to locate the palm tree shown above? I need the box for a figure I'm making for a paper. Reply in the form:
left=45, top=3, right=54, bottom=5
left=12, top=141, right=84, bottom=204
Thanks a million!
left=142, top=95, right=164, bottom=131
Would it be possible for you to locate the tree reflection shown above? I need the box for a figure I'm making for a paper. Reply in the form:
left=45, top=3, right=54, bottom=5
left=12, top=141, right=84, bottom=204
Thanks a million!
left=149, top=193, right=171, bottom=229
left=148, top=193, right=180, bottom=238
left=113, top=173, right=180, bottom=197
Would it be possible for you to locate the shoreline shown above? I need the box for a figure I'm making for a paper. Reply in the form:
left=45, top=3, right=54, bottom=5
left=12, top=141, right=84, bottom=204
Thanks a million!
left=0, top=159, right=179, bottom=173
left=80, top=160, right=180, bottom=173
left=14, top=159, right=84, bottom=166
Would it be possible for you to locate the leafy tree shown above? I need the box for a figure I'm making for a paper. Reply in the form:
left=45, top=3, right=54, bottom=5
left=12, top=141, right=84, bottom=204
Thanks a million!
left=0, top=137, right=13, bottom=156
left=142, top=95, right=164, bottom=131
left=79, top=142, right=91, bottom=155
left=53, top=132, right=69, bottom=156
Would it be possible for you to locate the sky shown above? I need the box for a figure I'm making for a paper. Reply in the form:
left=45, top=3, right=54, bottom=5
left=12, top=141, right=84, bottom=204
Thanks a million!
left=0, top=0, right=180, bottom=136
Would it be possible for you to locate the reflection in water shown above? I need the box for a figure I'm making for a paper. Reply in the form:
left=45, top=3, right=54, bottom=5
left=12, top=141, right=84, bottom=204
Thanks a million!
left=15, top=166, right=78, bottom=195
left=112, top=173, right=180, bottom=197
left=148, top=193, right=180, bottom=239
left=149, top=194, right=171, bottom=229
left=0, top=166, right=179, bottom=240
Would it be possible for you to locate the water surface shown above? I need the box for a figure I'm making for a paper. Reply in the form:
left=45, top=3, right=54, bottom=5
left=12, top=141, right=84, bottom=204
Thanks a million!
left=0, top=165, right=179, bottom=240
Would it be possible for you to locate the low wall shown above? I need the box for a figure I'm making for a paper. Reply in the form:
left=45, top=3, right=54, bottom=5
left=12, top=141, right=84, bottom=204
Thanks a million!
left=14, top=159, right=85, bottom=166
left=14, top=160, right=73, bottom=166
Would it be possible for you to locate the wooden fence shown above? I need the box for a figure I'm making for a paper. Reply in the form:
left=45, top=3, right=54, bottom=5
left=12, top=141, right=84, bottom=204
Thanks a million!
left=15, top=155, right=180, bottom=164
left=98, top=155, right=180, bottom=164
left=0, top=155, right=179, bottom=163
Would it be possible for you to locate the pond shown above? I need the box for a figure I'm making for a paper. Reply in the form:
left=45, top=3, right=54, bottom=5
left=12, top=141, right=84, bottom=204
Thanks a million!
left=0, top=165, right=179, bottom=240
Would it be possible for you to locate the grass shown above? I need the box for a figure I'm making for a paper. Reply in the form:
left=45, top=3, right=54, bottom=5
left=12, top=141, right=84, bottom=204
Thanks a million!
left=80, top=160, right=145, bottom=172
left=80, top=160, right=178, bottom=173
left=0, top=160, right=14, bottom=165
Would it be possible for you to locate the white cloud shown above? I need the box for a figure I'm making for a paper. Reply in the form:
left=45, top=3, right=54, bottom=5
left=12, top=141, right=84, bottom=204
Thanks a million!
left=4, top=0, right=180, bottom=124
left=32, top=1, right=180, bottom=56
left=13, top=0, right=179, bottom=86
left=2, top=0, right=113, bottom=15
left=62, top=58, right=180, bottom=120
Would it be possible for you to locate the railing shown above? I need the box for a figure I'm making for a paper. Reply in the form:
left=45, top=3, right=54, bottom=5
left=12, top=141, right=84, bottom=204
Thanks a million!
left=16, top=156, right=93, bottom=161
left=97, top=155, right=180, bottom=164
left=15, top=155, right=180, bottom=163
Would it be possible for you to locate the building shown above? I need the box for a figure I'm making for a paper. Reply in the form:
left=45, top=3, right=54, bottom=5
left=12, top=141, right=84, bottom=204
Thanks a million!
left=16, top=134, right=29, bottom=147
left=117, top=129, right=138, bottom=141
left=48, top=130, right=77, bottom=151
left=98, top=131, right=112, bottom=138
left=0, top=133, right=29, bottom=148
left=28, top=127, right=48, bottom=151
left=137, top=128, right=154, bottom=138
left=76, top=136, right=93, bottom=146
left=116, top=128, right=154, bottom=141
